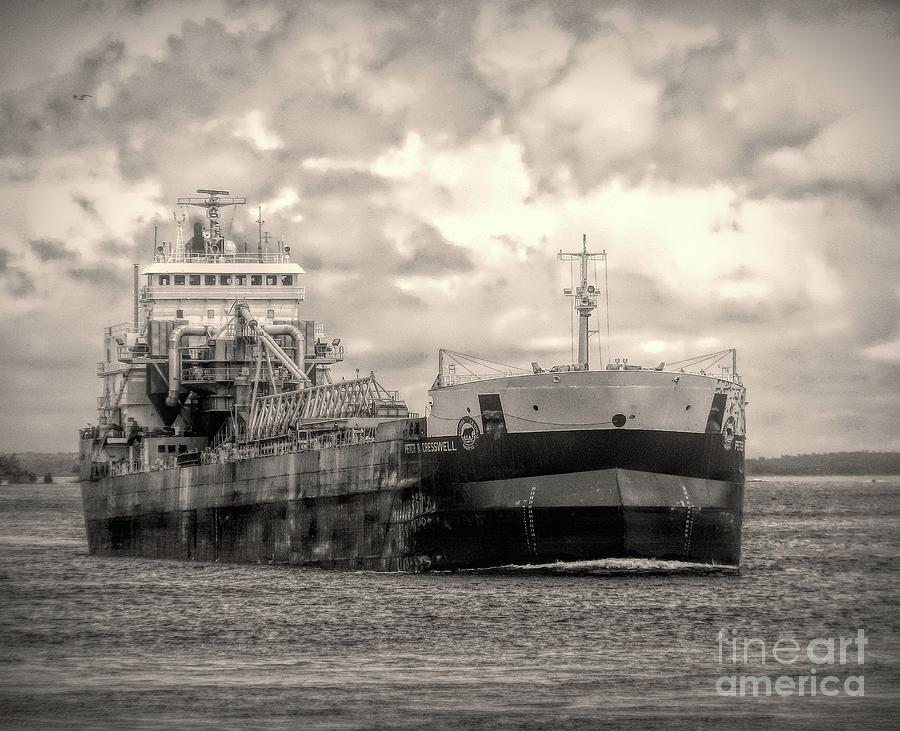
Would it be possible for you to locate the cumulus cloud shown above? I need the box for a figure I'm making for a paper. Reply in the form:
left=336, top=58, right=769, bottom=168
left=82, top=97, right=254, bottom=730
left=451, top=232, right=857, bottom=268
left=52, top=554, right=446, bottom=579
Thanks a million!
left=0, top=246, right=35, bottom=296
left=28, top=238, right=77, bottom=261
left=397, top=223, right=474, bottom=274
left=473, top=2, right=574, bottom=101
left=66, top=264, right=127, bottom=285
left=0, top=0, right=898, bottom=455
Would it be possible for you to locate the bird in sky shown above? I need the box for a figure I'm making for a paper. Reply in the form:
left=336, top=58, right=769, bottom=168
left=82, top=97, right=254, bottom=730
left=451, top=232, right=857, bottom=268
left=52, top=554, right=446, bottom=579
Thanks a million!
left=73, top=94, right=92, bottom=100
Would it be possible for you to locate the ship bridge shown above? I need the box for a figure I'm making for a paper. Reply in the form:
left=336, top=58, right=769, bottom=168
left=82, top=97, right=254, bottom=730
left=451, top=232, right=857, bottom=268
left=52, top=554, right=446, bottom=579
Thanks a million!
left=140, top=187, right=307, bottom=327
left=141, top=257, right=306, bottom=326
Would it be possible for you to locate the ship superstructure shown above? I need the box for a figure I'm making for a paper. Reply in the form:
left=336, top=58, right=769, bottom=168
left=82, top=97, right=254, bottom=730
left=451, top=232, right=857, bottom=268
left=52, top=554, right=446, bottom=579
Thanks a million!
left=81, top=192, right=746, bottom=570
left=83, top=189, right=394, bottom=477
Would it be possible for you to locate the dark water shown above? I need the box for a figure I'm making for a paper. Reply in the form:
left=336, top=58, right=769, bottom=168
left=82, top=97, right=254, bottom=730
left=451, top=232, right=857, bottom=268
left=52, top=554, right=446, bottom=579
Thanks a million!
left=1, top=478, right=898, bottom=729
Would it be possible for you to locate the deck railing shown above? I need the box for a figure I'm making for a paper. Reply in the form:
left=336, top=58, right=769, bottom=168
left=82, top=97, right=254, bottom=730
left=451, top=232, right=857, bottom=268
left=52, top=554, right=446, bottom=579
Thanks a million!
left=153, top=252, right=293, bottom=264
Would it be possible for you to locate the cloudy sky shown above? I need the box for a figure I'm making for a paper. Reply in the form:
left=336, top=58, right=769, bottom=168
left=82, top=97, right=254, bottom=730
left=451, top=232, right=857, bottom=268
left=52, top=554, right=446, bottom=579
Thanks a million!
left=1, top=0, right=898, bottom=456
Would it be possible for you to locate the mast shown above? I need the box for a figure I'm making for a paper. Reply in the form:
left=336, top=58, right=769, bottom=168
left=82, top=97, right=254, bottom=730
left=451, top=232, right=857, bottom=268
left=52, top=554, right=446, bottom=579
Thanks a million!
left=256, top=207, right=264, bottom=263
left=558, top=235, right=606, bottom=370
left=173, top=211, right=186, bottom=260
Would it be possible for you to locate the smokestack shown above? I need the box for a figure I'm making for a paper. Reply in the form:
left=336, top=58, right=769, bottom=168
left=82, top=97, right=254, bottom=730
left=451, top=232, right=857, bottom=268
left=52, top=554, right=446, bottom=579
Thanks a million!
left=191, top=221, right=204, bottom=253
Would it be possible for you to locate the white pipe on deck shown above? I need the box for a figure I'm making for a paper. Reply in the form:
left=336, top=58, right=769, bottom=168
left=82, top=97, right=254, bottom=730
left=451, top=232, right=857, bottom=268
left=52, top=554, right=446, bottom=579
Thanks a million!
left=166, top=325, right=212, bottom=406
left=236, top=302, right=309, bottom=383
left=262, top=324, right=306, bottom=379
left=257, top=329, right=309, bottom=383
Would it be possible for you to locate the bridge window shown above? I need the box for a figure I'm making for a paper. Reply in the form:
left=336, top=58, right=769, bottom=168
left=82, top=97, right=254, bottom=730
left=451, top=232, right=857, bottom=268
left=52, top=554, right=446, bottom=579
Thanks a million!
left=174, top=275, right=185, bottom=285
left=266, top=274, right=277, bottom=285
left=236, top=274, right=247, bottom=285
left=219, top=274, right=232, bottom=285
left=281, top=275, right=293, bottom=285
left=205, top=275, right=216, bottom=285
left=158, top=275, right=170, bottom=285
left=176, top=309, right=184, bottom=319
left=189, top=274, right=201, bottom=285
left=250, top=275, right=262, bottom=285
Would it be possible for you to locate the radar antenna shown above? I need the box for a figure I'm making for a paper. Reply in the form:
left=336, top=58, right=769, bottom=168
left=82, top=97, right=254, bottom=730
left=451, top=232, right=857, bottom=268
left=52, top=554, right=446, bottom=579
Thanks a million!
left=177, top=189, right=246, bottom=254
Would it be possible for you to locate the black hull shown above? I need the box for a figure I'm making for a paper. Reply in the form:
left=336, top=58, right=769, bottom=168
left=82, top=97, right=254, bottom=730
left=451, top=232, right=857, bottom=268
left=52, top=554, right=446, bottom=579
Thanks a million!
left=418, top=506, right=741, bottom=568
left=82, top=423, right=744, bottom=571
left=425, top=427, right=744, bottom=484
left=415, top=467, right=743, bottom=569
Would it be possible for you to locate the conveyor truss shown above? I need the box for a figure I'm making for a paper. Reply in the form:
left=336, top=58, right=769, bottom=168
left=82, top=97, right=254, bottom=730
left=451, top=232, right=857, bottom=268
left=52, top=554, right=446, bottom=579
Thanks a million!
left=234, top=302, right=408, bottom=445
left=244, top=376, right=407, bottom=442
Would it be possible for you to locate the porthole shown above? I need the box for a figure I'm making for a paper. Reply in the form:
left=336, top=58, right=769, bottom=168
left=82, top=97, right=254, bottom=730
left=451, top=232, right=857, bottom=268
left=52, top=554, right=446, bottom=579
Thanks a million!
left=532, top=405, right=539, bottom=411
left=612, top=413, right=627, bottom=428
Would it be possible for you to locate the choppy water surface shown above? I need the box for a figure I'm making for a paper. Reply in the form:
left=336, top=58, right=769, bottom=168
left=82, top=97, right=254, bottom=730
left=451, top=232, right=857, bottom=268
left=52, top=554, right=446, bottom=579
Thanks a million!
left=1, top=477, right=898, bottom=728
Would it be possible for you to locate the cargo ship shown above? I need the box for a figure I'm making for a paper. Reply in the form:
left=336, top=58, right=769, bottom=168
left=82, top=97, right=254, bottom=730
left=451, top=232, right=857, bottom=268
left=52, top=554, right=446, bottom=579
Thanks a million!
left=80, top=190, right=747, bottom=570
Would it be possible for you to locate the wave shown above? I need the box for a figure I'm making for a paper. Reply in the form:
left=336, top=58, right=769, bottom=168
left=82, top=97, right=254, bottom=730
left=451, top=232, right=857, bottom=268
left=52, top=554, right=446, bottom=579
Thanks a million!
left=460, top=557, right=740, bottom=577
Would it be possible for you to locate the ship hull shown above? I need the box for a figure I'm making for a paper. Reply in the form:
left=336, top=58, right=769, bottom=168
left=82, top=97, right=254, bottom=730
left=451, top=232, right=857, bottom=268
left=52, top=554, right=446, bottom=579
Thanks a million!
left=419, top=469, right=742, bottom=568
left=81, top=422, right=743, bottom=570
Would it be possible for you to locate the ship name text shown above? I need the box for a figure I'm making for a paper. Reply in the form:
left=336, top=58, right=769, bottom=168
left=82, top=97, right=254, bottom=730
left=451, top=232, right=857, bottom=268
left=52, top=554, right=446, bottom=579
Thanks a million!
left=405, top=440, right=458, bottom=454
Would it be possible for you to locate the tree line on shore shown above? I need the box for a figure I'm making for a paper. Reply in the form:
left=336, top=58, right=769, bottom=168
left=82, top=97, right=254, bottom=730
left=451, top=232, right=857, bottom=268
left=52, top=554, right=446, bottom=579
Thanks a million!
left=0, top=453, right=77, bottom=483
left=0, top=454, right=39, bottom=483
left=745, top=452, right=900, bottom=475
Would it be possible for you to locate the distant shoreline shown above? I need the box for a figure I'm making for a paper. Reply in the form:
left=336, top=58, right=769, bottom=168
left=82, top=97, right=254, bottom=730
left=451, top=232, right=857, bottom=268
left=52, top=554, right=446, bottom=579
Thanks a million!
left=747, top=473, right=900, bottom=477
left=746, top=452, right=900, bottom=476
left=746, top=474, right=898, bottom=480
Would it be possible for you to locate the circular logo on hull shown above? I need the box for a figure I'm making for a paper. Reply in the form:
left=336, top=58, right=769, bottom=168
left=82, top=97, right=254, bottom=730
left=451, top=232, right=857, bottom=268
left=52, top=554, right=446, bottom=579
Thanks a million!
left=723, top=416, right=736, bottom=450
left=457, top=416, right=481, bottom=450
